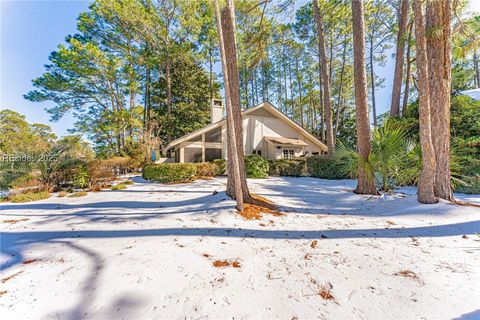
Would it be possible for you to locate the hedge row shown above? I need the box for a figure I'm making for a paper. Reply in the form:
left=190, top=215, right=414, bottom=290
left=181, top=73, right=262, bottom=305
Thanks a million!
left=268, top=159, right=305, bottom=177
left=143, top=163, right=198, bottom=183
left=306, top=156, right=351, bottom=179
left=142, top=155, right=350, bottom=183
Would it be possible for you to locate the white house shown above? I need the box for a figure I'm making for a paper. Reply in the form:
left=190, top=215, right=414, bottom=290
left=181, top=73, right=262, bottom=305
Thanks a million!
left=163, top=100, right=327, bottom=163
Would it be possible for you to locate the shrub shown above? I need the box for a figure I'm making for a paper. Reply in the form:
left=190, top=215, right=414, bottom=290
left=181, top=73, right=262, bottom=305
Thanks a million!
left=10, top=173, right=41, bottom=189
left=268, top=159, right=305, bottom=177
left=143, top=163, right=197, bottom=183
left=122, top=180, right=134, bottom=185
left=68, top=191, right=88, bottom=197
left=111, top=184, right=127, bottom=190
left=58, top=191, right=68, bottom=197
left=307, top=155, right=350, bottom=179
left=456, top=175, right=480, bottom=194
left=108, top=156, right=134, bottom=174
left=87, top=159, right=116, bottom=188
left=245, top=155, right=269, bottom=178
left=212, top=159, right=227, bottom=175
left=73, top=165, right=89, bottom=188
left=9, top=191, right=50, bottom=203
left=195, top=162, right=219, bottom=177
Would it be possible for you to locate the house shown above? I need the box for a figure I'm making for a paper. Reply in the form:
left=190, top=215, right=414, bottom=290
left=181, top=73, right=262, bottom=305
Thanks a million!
left=163, top=100, right=327, bottom=163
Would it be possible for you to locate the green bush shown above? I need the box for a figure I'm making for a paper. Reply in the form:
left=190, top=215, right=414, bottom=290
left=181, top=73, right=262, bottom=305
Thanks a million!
left=73, top=165, right=89, bottom=188
left=143, top=163, right=197, bottom=183
left=268, top=159, right=305, bottom=177
left=195, top=162, right=219, bottom=177
left=245, top=155, right=269, bottom=178
left=110, top=184, right=127, bottom=190
left=9, top=191, right=50, bottom=203
left=307, top=156, right=350, bottom=179
left=456, top=175, right=480, bottom=194
left=212, top=159, right=227, bottom=175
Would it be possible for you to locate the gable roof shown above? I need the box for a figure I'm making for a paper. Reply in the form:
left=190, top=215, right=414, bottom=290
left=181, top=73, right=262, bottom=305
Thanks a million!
left=164, top=102, right=328, bottom=152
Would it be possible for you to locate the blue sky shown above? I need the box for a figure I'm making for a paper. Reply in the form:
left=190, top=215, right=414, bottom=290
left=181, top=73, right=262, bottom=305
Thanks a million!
left=1, top=0, right=91, bottom=137
left=1, top=0, right=479, bottom=138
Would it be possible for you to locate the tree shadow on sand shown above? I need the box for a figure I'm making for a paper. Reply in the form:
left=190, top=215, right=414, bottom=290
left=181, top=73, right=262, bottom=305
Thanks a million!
left=2, top=219, right=479, bottom=271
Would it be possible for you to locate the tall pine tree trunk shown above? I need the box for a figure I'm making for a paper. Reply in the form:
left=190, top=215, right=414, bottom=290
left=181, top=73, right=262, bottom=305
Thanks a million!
left=390, top=0, right=409, bottom=116
left=426, top=0, right=453, bottom=201
left=313, top=0, right=334, bottom=154
left=402, top=21, right=413, bottom=116
left=334, top=34, right=348, bottom=139
left=295, top=56, right=304, bottom=127
left=214, top=0, right=244, bottom=211
left=369, top=39, right=377, bottom=128
left=351, top=0, right=377, bottom=195
left=413, top=0, right=437, bottom=204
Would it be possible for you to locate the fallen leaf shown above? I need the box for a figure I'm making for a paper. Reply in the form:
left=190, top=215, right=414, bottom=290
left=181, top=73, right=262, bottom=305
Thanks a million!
left=22, top=259, right=38, bottom=265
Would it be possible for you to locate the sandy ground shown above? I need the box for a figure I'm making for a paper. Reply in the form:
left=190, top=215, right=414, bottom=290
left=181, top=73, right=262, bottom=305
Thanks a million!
left=1, top=176, right=479, bottom=320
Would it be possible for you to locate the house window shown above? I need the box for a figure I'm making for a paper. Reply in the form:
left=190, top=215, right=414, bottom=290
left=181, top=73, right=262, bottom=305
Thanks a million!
left=252, top=149, right=262, bottom=156
left=205, top=148, right=222, bottom=162
left=283, top=149, right=294, bottom=159
left=184, top=147, right=202, bottom=163
left=205, top=127, right=222, bottom=142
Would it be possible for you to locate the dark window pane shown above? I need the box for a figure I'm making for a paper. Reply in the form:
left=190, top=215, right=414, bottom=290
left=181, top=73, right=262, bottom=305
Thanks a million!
left=205, top=148, right=222, bottom=162
left=187, top=134, right=202, bottom=142
left=185, top=148, right=202, bottom=163
left=205, top=127, right=222, bottom=142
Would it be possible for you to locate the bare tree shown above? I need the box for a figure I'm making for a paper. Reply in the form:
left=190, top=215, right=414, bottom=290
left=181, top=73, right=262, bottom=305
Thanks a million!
left=390, top=0, right=410, bottom=116
left=351, top=0, right=377, bottom=195
left=313, top=0, right=334, bottom=154
left=413, top=0, right=437, bottom=204
left=426, top=0, right=454, bottom=201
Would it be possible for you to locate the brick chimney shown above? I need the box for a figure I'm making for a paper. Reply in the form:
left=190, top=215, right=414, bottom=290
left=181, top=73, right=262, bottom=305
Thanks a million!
left=210, top=99, right=224, bottom=124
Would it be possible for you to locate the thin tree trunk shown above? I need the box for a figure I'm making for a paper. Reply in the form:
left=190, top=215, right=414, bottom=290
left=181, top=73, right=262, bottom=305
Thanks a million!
left=369, top=38, right=377, bottom=128
left=209, top=45, right=214, bottom=100
left=313, top=0, right=334, bottom=154
left=166, top=60, right=172, bottom=144
left=426, top=0, right=453, bottom=201
left=474, top=51, right=479, bottom=88
left=250, top=75, right=255, bottom=107
left=214, top=0, right=244, bottom=211
left=295, top=55, right=304, bottom=127
left=402, top=21, right=413, bottom=116
left=334, top=35, right=348, bottom=138
left=283, top=46, right=288, bottom=113
left=413, top=0, right=437, bottom=204
left=390, top=0, right=409, bottom=116
left=351, top=0, right=377, bottom=195
left=287, top=57, right=294, bottom=115
left=474, top=53, right=478, bottom=88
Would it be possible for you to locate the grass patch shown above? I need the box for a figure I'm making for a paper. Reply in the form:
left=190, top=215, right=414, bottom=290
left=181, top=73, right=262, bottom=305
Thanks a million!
left=122, top=180, right=134, bottom=185
left=9, top=191, right=50, bottom=203
left=58, top=191, right=68, bottom=197
left=68, top=191, right=88, bottom=198
left=111, top=184, right=127, bottom=190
